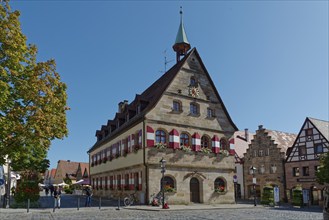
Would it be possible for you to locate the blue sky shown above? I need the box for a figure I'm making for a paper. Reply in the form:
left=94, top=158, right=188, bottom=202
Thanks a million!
left=11, top=1, right=328, bottom=169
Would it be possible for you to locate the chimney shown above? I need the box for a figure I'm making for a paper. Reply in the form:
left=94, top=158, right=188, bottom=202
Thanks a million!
left=244, top=128, right=249, bottom=142
left=118, top=101, right=124, bottom=113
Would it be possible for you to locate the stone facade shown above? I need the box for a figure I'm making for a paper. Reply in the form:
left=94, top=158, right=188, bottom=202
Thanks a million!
left=88, top=48, right=237, bottom=205
left=243, top=125, right=296, bottom=202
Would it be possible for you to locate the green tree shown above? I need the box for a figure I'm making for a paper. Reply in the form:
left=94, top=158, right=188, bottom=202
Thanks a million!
left=0, top=0, right=68, bottom=172
left=316, top=152, right=329, bottom=185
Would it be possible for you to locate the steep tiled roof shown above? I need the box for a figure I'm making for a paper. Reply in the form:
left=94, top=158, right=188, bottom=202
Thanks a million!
left=79, top=162, right=89, bottom=177
left=89, top=48, right=238, bottom=152
left=54, top=160, right=80, bottom=183
left=308, top=117, right=329, bottom=141
left=265, top=129, right=297, bottom=154
left=50, top=169, right=56, bottom=179
left=232, top=130, right=255, bottom=158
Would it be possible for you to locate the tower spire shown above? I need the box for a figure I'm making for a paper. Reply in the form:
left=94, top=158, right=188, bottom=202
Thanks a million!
left=173, top=7, right=191, bottom=63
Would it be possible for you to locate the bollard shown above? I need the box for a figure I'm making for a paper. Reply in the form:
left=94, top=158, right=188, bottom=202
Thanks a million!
left=77, top=196, right=80, bottom=210
left=53, top=198, right=55, bottom=213
left=116, top=197, right=120, bottom=210
left=99, top=197, right=101, bottom=209
left=27, top=199, right=30, bottom=213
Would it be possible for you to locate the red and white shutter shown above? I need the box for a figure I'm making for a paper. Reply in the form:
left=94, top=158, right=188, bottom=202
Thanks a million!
left=192, top=132, right=201, bottom=151
left=229, top=138, right=235, bottom=155
left=131, top=134, right=135, bottom=147
left=212, top=135, right=220, bottom=153
left=127, top=135, right=131, bottom=152
left=138, top=130, right=142, bottom=146
left=146, top=126, right=155, bottom=147
left=169, top=129, right=180, bottom=149
left=138, top=171, right=142, bottom=191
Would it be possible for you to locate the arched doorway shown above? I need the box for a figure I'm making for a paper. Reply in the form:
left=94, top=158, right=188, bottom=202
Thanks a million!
left=190, top=177, right=200, bottom=203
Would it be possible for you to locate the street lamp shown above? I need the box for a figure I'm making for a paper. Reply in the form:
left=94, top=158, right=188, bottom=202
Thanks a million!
left=250, top=166, right=257, bottom=206
left=160, top=157, right=166, bottom=209
left=6, top=158, right=11, bottom=209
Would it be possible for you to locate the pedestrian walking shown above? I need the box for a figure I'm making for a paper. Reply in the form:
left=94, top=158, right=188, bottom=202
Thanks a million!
left=53, top=186, right=61, bottom=209
left=84, top=186, right=92, bottom=207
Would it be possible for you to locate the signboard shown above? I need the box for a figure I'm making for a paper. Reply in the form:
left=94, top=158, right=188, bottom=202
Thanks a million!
left=274, top=186, right=280, bottom=203
left=233, top=175, right=238, bottom=183
left=0, top=185, right=5, bottom=196
left=252, top=177, right=257, bottom=184
left=0, top=179, right=4, bottom=186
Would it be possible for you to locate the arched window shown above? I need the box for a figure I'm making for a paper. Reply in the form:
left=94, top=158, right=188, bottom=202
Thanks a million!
left=201, top=135, right=210, bottom=149
left=155, top=130, right=167, bottom=144
left=214, top=177, right=226, bottom=193
left=180, top=133, right=190, bottom=146
left=220, top=138, right=229, bottom=150
left=161, top=176, right=176, bottom=192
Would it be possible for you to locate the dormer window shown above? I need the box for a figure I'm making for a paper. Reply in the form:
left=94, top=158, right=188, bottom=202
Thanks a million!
left=136, top=104, right=141, bottom=114
left=97, top=134, right=103, bottom=142
left=116, top=120, right=120, bottom=128
left=126, top=113, right=129, bottom=122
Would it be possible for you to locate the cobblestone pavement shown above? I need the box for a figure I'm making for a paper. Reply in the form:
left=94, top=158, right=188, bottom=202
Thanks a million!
left=0, top=193, right=324, bottom=220
left=0, top=206, right=323, bottom=220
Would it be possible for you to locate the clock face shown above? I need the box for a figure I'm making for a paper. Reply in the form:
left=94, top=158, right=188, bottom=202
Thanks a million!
left=189, top=87, right=199, bottom=97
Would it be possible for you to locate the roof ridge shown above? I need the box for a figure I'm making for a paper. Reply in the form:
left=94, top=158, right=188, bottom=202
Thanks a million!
left=307, top=117, right=329, bottom=123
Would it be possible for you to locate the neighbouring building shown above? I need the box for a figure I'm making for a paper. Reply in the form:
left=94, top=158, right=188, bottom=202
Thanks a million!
left=88, top=10, right=238, bottom=205
left=230, top=129, right=254, bottom=199
left=76, top=162, right=90, bottom=182
left=285, top=117, right=329, bottom=206
left=53, top=160, right=88, bottom=184
left=243, top=125, right=296, bottom=202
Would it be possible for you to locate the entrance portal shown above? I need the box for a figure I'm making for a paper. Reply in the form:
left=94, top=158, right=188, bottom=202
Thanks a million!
left=190, top=177, right=200, bottom=203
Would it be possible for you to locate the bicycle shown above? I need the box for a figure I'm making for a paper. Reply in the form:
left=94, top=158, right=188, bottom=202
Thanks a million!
left=124, top=192, right=138, bottom=206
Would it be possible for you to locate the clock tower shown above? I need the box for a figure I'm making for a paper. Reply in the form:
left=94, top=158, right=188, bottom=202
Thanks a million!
left=173, top=7, right=191, bottom=63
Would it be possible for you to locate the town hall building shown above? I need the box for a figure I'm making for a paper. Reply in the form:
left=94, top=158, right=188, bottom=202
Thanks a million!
left=88, top=10, right=238, bottom=205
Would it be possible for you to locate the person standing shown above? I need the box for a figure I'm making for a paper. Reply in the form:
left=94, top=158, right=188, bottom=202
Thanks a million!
left=53, top=186, right=61, bottom=209
left=84, top=186, right=92, bottom=207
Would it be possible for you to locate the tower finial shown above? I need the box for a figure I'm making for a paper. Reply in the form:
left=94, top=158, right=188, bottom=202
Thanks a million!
left=172, top=7, right=191, bottom=63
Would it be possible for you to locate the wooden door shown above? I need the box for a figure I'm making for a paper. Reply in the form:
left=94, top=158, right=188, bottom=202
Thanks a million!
left=190, top=177, right=200, bottom=203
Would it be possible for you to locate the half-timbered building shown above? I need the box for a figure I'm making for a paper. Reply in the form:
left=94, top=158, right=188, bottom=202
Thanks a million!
left=285, top=117, right=329, bottom=206
left=87, top=10, right=238, bottom=205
